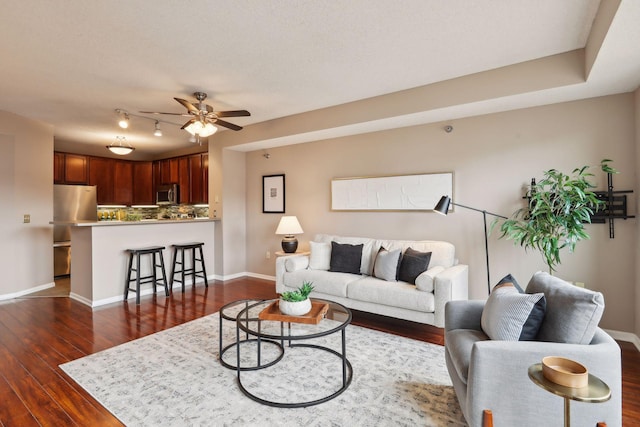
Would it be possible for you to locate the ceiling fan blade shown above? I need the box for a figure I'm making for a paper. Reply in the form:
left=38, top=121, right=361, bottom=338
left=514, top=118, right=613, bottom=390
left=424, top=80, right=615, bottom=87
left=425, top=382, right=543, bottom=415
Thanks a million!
left=214, top=110, right=251, bottom=118
left=215, top=119, right=243, bottom=131
left=174, top=98, right=199, bottom=114
left=139, top=111, right=190, bottom=116
left=180, top=118, right=196, bottom=130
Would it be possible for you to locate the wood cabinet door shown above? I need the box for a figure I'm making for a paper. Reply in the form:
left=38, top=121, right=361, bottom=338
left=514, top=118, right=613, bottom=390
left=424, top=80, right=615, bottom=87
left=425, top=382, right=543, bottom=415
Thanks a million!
left=64, top=153, right=88, bottom=184
left=88, top=157, right=114, bottom=204
left=132, top=161, right=154, bottom=205
left=202, top=153, right=208, bottom=204
left=178, top=157, right=190, bottom=204
left=113, top=161, right=133, bottom=206
left=189, top=154, right=203, bottom=203
left=54, top=152, right=65, bottom=184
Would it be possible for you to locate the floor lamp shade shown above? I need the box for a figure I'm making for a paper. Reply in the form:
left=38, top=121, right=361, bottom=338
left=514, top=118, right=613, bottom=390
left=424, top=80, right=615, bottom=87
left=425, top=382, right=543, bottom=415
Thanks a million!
left=275, top=216, right=304, bottom=253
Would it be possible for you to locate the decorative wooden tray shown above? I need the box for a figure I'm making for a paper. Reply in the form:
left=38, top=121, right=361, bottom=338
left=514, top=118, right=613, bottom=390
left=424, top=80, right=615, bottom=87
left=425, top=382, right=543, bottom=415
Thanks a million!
left=259, top=300, right=329, bottom=324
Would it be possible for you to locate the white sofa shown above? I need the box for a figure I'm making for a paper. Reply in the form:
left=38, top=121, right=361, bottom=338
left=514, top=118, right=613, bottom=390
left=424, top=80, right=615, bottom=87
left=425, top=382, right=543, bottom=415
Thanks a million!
left=275, top=234, right=468, bottom=327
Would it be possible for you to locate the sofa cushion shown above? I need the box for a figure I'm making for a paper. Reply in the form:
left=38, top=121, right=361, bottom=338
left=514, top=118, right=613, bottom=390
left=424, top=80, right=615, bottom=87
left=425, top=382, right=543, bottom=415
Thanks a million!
left=398, top=248, right=432, bottom=284
left=373, top=247, right=402, bottom=282
left=284, top=256, right=309, bottom=272
left=481, top=283, right=546, bottom=341
left=415, top=266, right=445, bottom=293
left=378, top=239, right=456, bottom=269
left=309, top=241, right=331, bottom=270
left=526, top=271, right=605, bottom=344
left=283, top=269, right=359, bottom=298
left=329, top=241, right=363, bottom=274
left=444, top=329, right=490, bottom=384
left=316, top=235, right=377, bottom=275
left=347, top=276, right=435, bottom=312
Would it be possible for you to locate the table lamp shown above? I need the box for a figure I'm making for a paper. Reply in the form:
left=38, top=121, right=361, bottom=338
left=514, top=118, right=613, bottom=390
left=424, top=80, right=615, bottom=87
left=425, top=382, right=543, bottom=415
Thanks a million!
left=275, top=216, right=304, bottom=253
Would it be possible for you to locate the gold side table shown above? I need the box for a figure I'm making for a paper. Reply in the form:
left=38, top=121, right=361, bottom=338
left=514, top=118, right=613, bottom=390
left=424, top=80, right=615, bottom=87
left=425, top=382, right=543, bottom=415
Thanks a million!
left=528, top=363, right=611, bottom=427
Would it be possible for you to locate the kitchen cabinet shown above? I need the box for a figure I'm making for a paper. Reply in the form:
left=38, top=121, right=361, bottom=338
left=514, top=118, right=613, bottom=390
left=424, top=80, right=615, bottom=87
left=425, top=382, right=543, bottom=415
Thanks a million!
left=132, top=161, right=154, bottom=205
left=178, top=157, right=190, bottom=204
left=189, top=154, right=207, bottom=204
left=54, top=152, right=88, bottom=184
left=88, top=157, right=114, bottom=204
left=113, top=160, right=133, bottom=206
left=159, top=158, right=179, bottom=184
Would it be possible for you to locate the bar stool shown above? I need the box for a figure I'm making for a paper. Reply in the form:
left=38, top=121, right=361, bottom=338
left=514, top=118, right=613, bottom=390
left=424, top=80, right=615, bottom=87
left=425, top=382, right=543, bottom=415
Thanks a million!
left=124, top=246, right=170, bottom=304
left=170, top=242, right=209, bottom=292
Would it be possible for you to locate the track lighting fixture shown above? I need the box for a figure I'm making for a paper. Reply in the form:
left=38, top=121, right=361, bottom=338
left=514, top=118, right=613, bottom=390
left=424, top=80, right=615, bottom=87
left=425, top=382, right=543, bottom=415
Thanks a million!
left=106, top=136, right=134, bottom=155
left=154, top=121, right=162, bottom=137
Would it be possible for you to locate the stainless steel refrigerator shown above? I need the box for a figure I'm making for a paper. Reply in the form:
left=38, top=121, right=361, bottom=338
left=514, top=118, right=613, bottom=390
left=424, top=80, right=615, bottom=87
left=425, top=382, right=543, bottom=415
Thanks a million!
left=53, top=185, right=97, bottom=277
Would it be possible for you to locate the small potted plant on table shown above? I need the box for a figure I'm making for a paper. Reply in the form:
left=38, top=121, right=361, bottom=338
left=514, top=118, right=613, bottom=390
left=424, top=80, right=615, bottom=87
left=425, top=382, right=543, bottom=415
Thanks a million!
left=279, top=282, right=314, bottom=316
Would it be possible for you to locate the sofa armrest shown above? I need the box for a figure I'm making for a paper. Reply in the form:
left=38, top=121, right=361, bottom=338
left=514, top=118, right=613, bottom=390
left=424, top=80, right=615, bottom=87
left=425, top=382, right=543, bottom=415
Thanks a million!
left=445, top=300, right=485, bottom=332
left=464, top=328, right=621, bottom=427
left=433, top=264, right=469, bottom=328
left=275, top=254, right=310, bottom=294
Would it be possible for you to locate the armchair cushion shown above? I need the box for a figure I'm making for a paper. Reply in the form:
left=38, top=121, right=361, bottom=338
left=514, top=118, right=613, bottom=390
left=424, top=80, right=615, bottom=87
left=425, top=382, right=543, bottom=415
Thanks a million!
left=526, top=271, right=604, bottom=344
left=481, top=283, right=546, bottom=341
left=445, top=329, right=489, bottom=384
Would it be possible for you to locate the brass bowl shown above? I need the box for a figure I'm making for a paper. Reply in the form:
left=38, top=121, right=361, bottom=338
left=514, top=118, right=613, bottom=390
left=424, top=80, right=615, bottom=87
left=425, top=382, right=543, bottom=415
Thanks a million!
left=542, top=356, right=588, bottom=388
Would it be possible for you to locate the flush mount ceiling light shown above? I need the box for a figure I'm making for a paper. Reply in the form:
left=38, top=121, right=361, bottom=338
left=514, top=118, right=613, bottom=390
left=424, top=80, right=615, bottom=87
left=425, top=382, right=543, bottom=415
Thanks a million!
left=106, top=136, right=134, bottom=155
left=116, top=109, right=130, bottom=129
left=154, top=120, right=162, bottom=137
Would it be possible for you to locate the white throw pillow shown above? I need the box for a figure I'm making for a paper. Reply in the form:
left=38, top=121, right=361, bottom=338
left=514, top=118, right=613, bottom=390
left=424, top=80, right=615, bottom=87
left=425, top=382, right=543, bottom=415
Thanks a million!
left=481, top=283, right=546, bottom=341
left=414, top=266, right=445, bottom=292
left=284, top=256, right=309, bottom=272
left=309, top=241, right=331, bottom=270
left=373, top=248, right=401, bottom=282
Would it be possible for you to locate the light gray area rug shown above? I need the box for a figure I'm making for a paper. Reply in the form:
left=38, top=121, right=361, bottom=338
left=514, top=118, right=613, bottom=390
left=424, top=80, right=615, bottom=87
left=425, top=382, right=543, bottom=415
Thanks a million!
left=60, top=313, right=466, bottom=426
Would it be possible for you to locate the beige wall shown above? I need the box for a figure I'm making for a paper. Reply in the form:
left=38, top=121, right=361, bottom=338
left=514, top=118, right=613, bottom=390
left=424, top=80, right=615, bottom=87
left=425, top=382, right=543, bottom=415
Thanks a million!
left=635, top=87, right=640, bottom=336
left=243, top=94, right=637, bottom=333
left=0, top=110, right=54, bottom=296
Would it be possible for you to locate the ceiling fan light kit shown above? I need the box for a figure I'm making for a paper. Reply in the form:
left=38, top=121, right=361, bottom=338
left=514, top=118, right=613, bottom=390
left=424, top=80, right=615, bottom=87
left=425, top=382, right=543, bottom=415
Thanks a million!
left=106, top=136, right=134, bottom=155
left=140, top=91, right=250, bottom=139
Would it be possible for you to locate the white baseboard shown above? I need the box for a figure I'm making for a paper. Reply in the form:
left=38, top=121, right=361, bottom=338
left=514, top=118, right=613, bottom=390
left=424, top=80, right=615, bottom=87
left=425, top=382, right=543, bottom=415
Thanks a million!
left=246, top=272, right=276, bottom=281
left=0, top=281, right=55, bottom=300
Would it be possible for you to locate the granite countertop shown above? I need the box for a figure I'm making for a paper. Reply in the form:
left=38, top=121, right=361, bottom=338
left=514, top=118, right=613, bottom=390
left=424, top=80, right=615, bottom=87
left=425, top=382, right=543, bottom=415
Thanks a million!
left=50, top=218, right=218, bottom=226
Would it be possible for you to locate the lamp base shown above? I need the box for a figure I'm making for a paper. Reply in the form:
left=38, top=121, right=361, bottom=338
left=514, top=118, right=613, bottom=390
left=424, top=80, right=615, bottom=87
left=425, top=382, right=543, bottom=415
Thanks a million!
left=281, top=236, right=298, bottom=253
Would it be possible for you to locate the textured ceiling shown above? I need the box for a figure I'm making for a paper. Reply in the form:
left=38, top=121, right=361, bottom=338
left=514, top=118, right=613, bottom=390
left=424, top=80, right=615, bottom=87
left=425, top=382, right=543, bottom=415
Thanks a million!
left=1, top=0, right=638, bottom=157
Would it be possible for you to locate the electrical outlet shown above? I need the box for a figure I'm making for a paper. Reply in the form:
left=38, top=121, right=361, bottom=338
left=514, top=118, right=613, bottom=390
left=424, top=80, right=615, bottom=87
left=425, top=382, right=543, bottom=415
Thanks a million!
left=23, top=214, right=30, bottom=223
left=574, top=281, right=585, bottom=288
left=266, top=251, right=271, bottom=259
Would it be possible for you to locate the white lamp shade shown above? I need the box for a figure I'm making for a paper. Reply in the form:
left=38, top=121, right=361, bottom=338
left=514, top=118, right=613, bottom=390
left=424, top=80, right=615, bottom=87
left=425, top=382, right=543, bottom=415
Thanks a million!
left=275, top=216, right=303, bottom=235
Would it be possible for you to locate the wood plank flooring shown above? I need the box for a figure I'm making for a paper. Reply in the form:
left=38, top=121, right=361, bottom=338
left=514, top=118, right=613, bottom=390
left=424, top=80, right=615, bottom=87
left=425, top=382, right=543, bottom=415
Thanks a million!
left=0, top=276, right=637, bottom=425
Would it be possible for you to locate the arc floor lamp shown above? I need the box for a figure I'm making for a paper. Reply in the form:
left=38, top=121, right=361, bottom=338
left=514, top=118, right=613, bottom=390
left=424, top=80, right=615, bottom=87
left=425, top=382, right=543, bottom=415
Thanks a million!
left=434, top=195, right=507, bottom=295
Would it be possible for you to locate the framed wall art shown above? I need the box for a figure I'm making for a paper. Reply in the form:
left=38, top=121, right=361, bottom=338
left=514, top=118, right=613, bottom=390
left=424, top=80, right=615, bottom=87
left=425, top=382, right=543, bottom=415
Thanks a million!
left=263, top=174, right=285, bottom=213
left=331, top=172, right=453, bottom=211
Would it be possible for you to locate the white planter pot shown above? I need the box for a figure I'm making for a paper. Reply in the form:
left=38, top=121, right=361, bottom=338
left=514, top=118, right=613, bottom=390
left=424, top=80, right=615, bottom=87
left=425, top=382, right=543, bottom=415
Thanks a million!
left=279, top=298, right=312, bottom=316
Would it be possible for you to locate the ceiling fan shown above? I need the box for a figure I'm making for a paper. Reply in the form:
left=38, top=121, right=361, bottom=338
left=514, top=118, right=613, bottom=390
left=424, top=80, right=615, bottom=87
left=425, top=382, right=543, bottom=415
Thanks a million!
left=140, top=91, right=250, bottom=138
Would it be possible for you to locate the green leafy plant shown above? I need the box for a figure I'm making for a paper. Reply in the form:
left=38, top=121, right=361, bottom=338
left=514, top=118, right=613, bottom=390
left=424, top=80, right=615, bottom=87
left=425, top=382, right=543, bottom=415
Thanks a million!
left=496, top=159, right=616, bottom=273
left=280, top=281, right=314, bottom=302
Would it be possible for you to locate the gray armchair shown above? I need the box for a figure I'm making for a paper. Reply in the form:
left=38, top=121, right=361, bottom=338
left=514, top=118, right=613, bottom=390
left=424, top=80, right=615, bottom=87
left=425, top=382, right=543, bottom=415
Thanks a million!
left=444, top=273, right=622, bottom=427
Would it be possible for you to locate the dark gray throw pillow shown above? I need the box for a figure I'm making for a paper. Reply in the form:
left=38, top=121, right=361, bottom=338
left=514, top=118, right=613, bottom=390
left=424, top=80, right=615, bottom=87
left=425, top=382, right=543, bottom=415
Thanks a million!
left=397, top=248, right=432, bottom=284
left=329, top=241, right=363, bottom=274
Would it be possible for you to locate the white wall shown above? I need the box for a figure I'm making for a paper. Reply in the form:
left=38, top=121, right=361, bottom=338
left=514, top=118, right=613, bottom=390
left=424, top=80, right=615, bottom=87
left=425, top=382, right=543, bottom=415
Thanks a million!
left=242, top=93, right=637, bottom=333
left=0, top=110, right=54, bottom=297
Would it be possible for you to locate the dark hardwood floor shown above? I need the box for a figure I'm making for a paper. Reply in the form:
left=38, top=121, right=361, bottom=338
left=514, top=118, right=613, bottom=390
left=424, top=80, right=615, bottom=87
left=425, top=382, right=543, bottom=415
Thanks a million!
left=0, top=276, right=637, bottom=425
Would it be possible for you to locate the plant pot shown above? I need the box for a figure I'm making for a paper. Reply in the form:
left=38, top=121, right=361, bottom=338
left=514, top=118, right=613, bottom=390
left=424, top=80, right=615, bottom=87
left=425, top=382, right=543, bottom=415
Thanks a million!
left=279, top=298, right=312, bottom=316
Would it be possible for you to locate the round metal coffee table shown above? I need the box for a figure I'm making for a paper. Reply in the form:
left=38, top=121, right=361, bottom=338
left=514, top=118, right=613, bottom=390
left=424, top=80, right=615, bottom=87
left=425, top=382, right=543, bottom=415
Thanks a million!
left=218, top=299, right=283, bottom=370
left=235, top=298, right=353, bottom=408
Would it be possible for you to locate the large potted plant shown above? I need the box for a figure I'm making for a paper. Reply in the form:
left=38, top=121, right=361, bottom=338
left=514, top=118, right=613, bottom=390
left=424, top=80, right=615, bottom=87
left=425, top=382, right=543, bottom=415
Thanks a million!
left=497, top=160, right=616, bottom=273
left=279, top=282, right=315, bottom=316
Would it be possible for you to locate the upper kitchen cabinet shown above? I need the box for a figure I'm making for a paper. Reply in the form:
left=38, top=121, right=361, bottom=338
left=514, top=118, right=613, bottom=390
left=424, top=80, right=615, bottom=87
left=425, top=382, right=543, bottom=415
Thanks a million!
left=88, top=156, right=114, bottom=204
left=113, top=160, right=133, bottom=206
left=132, top=161, right=154, bottom=205
left=178, top=157, right=190, bottom=204
left=54, top=152, right=88, bottom=184
left=158, top=158, right=179, bottom=184
left=189, top=153, right=208, bottom=204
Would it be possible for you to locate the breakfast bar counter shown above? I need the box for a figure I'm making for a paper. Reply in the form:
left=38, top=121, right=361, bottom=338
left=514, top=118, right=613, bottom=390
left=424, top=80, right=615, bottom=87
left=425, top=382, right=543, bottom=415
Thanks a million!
left=64, top=219, right=217, bottom=307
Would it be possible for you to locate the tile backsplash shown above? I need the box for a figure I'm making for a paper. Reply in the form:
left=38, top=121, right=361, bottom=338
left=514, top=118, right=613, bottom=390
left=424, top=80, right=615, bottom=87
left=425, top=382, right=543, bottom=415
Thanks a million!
left=97, top=205, right=210, bottom=221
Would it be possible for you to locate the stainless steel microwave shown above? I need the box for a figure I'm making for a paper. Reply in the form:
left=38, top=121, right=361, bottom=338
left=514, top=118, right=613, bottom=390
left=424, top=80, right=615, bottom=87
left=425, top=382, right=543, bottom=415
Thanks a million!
left=156, top=184, right=179, bottom=205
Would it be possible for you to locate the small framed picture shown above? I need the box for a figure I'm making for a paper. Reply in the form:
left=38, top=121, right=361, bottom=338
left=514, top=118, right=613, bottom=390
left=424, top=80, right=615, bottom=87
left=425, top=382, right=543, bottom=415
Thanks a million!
left=263, top=174, right=285, bottom=213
